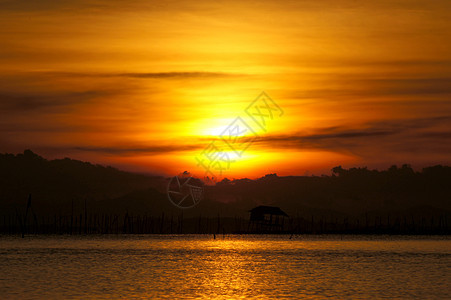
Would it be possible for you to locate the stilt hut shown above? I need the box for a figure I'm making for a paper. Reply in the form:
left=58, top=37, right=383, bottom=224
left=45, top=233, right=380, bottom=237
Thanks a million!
left=248, top=205, right=288, bottom=233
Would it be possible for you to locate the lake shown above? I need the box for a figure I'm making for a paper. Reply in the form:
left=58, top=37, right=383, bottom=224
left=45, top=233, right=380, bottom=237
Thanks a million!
left=0, top=235, right=450, bottom=299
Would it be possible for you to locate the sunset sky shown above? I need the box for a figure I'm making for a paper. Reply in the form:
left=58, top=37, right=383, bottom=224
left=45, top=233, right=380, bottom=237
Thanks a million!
left=1, top=0, right=450, bottom=179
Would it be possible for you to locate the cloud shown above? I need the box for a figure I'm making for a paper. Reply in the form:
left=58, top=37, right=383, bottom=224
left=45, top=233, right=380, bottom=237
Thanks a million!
left=32, top=71, right=241, bottom=80
left=193, top=115, right=451, bottom=153
left=250, top=116, right=451, bottom=155
left=360, top=78, right=451, bottom=96
left=73, top=144, right=202, bottom=155
left=0, top=90, right=111, bottom=112
left=0, top=0, right=75, bottom=12
left=117, top=72, right=239, bottom=79
left=0, top=70, right=242, bottom=116
left=286, top=77, right=451, bottom=100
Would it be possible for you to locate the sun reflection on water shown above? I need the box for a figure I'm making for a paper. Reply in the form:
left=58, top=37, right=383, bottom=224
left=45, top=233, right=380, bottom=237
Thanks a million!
left=0, top=235, right=449, bottom=299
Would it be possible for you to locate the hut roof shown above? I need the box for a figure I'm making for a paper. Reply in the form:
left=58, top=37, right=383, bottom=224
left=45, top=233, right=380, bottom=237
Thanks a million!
left=249, top=205, right=289, bottom=217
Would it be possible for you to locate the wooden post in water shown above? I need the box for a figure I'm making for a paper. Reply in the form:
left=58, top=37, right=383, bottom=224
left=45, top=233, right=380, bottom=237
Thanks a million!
left=15, top=208, right=24, bottom=238
left=84, top=199, right=88, bottom=235
left=217, top=213, right=220, bottom=234
left=170, top=214, right=173, bottom=234
left=70, top=200, right=74, bottom=235
left=160, top=212, right=165, bottom=234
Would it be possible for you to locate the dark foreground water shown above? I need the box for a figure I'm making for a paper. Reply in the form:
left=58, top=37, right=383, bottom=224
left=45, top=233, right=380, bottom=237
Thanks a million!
left=0, top=235, right=450, bottom=299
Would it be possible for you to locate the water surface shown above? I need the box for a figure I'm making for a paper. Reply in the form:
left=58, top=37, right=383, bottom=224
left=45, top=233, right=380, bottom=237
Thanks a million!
left=0, top=235, right=450, bottom=299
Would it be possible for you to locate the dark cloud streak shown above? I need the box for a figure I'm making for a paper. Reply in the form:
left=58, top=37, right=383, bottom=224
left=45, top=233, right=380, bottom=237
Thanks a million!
left=35, top=71, right=241, bottom=79
left=252, top=116, right=451, bottom=157
left=73, top=144, right=201, bottom=155
left=0, top=91, right=108, bottom=112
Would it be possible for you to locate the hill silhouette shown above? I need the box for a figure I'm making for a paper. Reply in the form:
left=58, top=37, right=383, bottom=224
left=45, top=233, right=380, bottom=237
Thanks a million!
left=1, top=150, right=450, bottom=234
left=0, top=150, right=166, bottom=215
